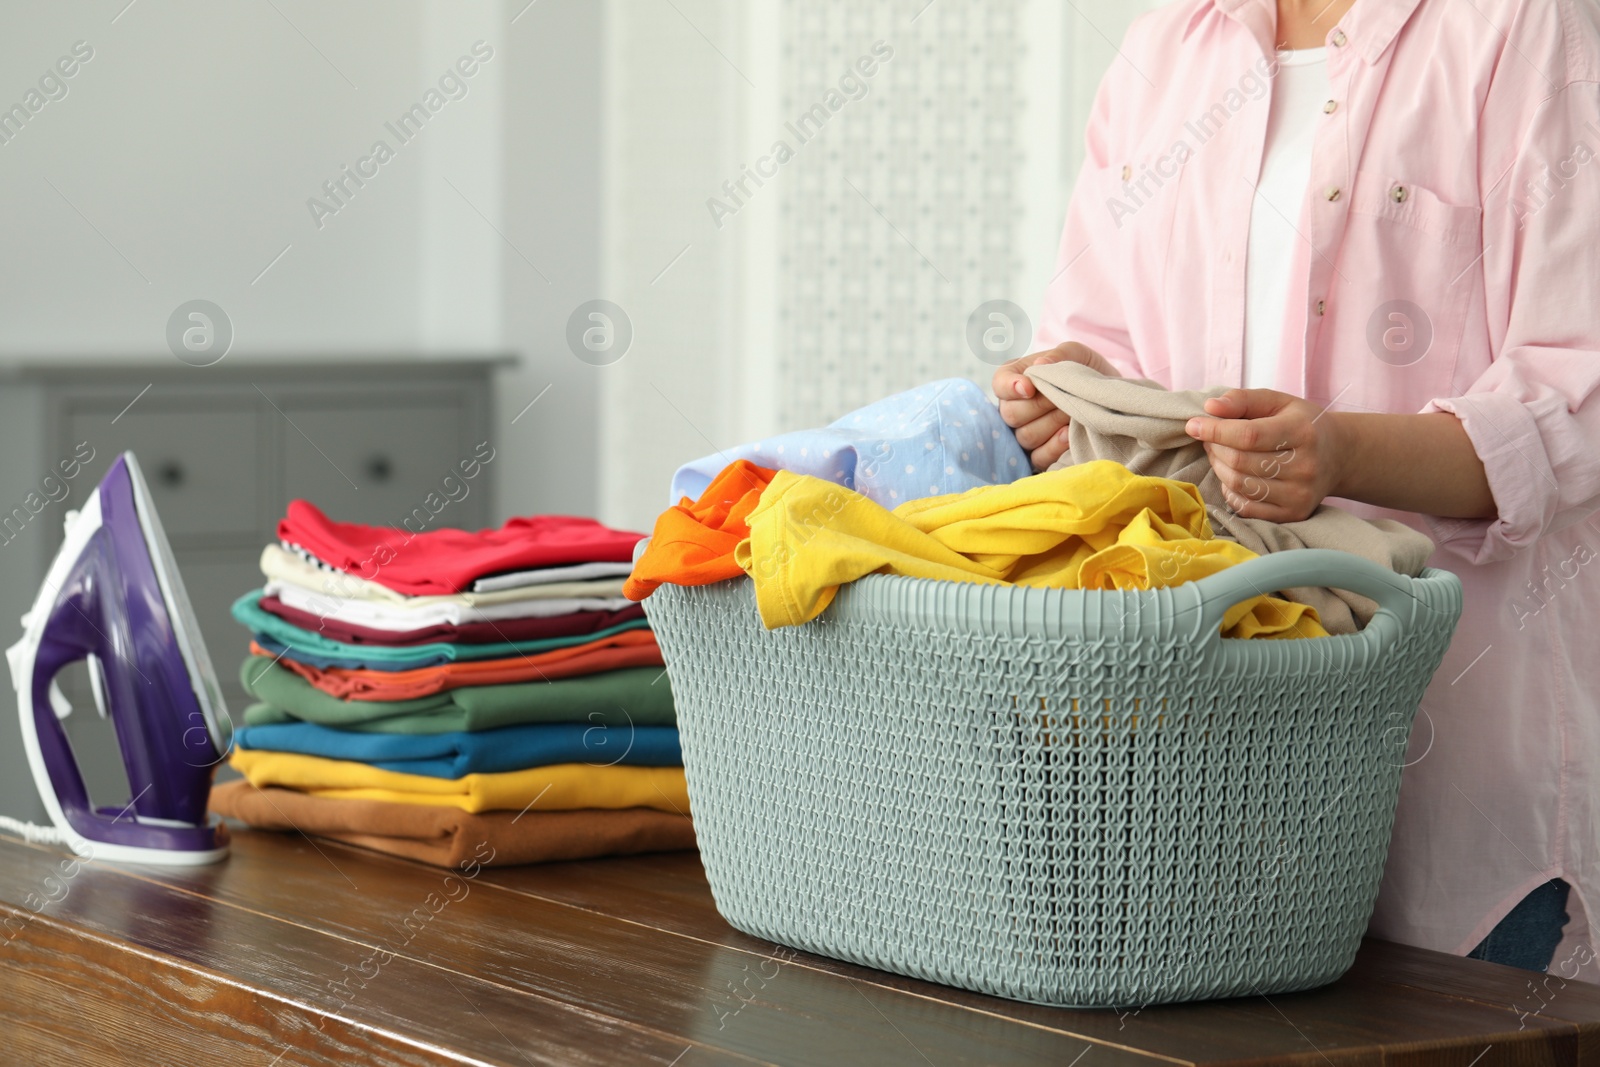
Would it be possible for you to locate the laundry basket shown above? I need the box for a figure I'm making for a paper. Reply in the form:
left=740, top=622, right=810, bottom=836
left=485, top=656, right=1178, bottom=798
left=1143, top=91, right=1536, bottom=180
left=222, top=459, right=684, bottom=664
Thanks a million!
left=642, top=548, right=1462, bottom=1008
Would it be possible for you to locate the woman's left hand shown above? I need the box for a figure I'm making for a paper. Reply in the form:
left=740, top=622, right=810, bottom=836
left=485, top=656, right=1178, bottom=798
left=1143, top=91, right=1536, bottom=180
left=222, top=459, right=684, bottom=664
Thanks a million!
left=1184, top=389, right=1344, bottom=522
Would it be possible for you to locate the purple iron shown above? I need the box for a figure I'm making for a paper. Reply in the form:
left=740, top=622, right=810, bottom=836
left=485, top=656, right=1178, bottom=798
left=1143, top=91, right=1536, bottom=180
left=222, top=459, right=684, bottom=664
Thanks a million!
left=6, top=452, right=231, bottom=864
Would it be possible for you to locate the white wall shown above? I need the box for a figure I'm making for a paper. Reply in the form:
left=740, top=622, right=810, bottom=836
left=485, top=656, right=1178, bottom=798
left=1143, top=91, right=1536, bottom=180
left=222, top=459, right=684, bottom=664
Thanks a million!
left=597, top=0, right=1165, bottom=533
left=0, top=2, right=466, bottom=351
left=497, top=0, right=606, bottom=518
left=596, top=0, right=753, bottom=530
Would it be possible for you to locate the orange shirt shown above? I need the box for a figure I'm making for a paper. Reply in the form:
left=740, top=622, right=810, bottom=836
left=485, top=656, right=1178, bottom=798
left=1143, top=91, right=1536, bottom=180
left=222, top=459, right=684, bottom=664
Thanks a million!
left=253, top=628, right=662, bottom=701
left=623, top=460, right=777, bottom=600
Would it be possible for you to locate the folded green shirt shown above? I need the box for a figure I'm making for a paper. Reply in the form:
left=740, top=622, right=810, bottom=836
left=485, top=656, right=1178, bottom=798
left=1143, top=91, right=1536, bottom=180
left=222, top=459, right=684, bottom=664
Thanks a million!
left=240, top=656, right=675, bottom=733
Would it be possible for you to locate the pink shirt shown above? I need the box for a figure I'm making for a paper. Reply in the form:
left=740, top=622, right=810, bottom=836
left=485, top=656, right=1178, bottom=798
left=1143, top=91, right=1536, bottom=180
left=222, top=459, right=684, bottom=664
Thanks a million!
left=1034, top=0, right=1600, bottom=971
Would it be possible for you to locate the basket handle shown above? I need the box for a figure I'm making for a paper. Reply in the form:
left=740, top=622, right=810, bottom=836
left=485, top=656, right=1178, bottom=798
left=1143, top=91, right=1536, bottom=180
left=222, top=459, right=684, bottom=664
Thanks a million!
left=1190, top=548, right=1423, bottom=638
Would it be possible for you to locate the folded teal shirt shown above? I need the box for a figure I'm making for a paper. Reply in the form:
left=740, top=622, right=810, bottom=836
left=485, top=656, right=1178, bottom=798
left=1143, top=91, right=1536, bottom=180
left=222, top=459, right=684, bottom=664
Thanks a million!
left=231, top=589, right=651, bottom=670
left=234, top=720, right=682, bottom=777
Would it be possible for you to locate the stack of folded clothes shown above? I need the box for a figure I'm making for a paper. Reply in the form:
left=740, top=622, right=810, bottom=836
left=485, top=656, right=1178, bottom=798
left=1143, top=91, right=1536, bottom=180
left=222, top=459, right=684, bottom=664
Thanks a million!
left=208, top=500, right=695, bottom=869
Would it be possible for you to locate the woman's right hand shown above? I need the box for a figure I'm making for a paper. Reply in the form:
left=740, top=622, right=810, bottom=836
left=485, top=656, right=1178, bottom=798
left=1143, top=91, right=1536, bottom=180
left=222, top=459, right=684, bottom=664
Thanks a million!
left=993, top=341, right=1119, bottom=471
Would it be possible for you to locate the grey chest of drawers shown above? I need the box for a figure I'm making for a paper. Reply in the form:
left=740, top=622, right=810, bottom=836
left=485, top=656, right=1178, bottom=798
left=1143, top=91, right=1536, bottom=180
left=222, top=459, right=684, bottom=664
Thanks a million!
left=0, top=356, right=510, bottom=820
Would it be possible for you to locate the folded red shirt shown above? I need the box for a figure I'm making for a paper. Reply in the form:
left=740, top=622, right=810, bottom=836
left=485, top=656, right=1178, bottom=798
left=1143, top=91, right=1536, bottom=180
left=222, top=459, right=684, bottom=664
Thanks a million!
left=257, top=595, right=646, bottom=646
left=278, top=499, right=645, bottom=596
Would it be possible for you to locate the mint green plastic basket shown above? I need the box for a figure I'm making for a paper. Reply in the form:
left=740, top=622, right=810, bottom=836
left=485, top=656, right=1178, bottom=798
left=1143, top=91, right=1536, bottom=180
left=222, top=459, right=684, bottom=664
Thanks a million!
left=642, top=548, right=1462, bottom=1008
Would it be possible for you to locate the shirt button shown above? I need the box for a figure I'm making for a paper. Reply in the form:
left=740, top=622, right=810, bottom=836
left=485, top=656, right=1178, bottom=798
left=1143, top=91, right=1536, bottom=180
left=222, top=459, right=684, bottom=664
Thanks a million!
left=1121, top=165, right=1132, bottom=181
left=1323, top=99, right=1338, bottom=114
left=1326, top=187, right=1342, bottom=201
left=1315, top=299, right=1326, bottom=315
left=1391, top=184, right=1409, bottom=202
left=1331, top=28, right=1348, bottom=46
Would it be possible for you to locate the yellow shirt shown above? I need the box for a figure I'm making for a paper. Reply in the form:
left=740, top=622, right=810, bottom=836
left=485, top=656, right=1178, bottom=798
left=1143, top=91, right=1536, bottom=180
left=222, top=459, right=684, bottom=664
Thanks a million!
left=734, top=460, right=1325, bottom=638
left=229, top=749, right=690, bottom=815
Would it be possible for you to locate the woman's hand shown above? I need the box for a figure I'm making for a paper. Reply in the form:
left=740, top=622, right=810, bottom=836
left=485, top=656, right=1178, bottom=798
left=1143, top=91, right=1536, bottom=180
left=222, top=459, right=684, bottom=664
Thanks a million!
left=1184, top=389, right=1345, bottom=522
left=993, top=341, right=1120, bottom=472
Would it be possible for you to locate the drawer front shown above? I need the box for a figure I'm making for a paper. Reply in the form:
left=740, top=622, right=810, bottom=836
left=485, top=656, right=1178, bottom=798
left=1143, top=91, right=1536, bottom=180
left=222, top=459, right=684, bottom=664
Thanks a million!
left=279, top=402, right=487, bottom=531
left=65, top=404, right=262, bottom=541
left=172, top=549, right=270, bottom=723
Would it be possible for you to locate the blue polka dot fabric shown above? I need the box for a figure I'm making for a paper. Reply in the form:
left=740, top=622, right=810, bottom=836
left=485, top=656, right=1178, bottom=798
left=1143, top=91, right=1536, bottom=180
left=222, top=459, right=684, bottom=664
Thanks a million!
left=669, top=378, right=1030, bottom=507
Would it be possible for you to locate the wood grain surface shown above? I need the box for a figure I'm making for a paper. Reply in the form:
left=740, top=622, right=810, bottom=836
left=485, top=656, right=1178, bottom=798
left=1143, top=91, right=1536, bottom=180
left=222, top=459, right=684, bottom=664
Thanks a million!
left=1, top=828, right=1596, bottom=1066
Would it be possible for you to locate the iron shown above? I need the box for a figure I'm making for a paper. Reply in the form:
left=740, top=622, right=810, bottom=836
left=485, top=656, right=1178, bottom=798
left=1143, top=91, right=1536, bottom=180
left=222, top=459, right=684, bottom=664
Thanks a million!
left=6, top=451, right=231, bottom=864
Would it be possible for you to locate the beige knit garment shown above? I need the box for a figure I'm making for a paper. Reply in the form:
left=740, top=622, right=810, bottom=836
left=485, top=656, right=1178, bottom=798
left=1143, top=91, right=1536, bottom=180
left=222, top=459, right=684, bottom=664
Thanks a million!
left=1024, top=361, right=1435, bottom=634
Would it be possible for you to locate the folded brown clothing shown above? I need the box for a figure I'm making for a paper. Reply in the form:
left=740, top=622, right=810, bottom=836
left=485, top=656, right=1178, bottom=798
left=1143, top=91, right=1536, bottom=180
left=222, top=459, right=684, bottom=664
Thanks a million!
left=1024, top=361, right=1436, bottom=634
left=208, top=779, right=697, bottom=869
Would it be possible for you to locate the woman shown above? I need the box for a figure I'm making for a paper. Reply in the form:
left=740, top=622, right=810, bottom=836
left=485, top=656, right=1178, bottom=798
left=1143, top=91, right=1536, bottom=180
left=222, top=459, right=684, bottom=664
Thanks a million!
left=996, top=0, right=1600, bottom=974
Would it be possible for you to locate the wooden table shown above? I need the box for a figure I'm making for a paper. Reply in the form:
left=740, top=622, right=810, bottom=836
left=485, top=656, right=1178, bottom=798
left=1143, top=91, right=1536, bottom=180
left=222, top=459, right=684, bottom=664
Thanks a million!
left=2, top=828, right=1598, bottom=1066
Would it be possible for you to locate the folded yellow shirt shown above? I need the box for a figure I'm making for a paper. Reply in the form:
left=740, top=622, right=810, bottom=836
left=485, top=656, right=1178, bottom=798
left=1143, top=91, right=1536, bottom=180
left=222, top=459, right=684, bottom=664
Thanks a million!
left=229, top=749, right=690, bottom=815
left=734, top=459, right=1326, bottom=639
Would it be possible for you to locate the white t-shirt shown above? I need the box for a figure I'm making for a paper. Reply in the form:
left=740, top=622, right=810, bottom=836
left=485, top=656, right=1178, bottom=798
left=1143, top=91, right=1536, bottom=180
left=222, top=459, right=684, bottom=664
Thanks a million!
left=1243, top=47, right=1329, bottom=390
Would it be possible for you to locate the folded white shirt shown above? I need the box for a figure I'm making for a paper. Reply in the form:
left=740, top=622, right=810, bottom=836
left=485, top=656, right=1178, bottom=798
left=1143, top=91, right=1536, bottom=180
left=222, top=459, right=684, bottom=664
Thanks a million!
left=266, top=580, right=635, bottom=629
left=261, top=544, right=625, bottom=606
